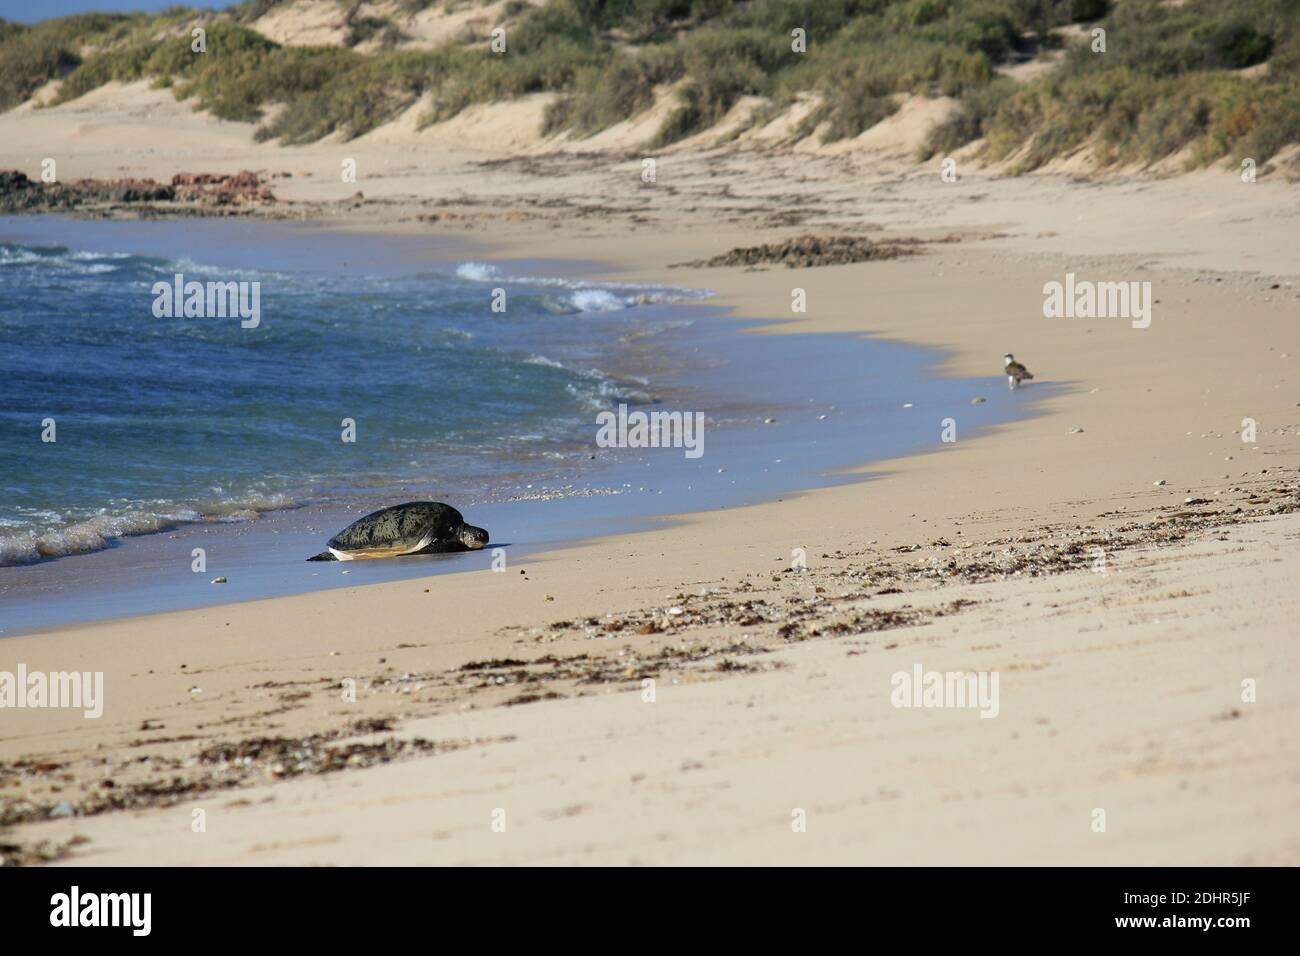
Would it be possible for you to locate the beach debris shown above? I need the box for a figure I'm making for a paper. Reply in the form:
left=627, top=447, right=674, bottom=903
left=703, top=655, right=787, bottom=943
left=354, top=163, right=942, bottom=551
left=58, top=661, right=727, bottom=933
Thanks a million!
left=971, top=397, right=987, bottom=404
left=1069, top=427, right=1084, bottom=434
left=210, top=576, right=227, bottom=584
left=5, top=474, right=1294, bottom=859
left=1153, top=480, right=1167, bottom=486
left=673, top=234, right=941, bottom=269
left=1, top=721, right=520, bottom=837
left=197, top=731, right=488, bottom=780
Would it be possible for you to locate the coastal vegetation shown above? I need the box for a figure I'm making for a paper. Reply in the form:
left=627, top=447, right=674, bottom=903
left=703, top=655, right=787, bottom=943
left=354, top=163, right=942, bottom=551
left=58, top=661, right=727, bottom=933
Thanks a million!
left=0, top=0, right=1295, bottom=170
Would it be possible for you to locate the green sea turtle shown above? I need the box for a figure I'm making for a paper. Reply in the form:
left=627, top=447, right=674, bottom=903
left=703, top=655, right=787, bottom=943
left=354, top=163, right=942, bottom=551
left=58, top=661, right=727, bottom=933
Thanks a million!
left=306, top=501, right=489, bottom=561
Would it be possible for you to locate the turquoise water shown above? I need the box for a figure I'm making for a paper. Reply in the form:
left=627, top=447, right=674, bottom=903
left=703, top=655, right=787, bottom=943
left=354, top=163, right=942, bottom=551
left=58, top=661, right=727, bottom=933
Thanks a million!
left=0, top=221, right=706, bottom=565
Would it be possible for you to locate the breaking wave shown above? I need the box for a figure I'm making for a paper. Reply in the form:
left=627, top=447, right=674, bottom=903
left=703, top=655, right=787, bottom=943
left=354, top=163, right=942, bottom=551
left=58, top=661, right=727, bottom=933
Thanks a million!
left=0, top=494, right=295, bottom=566
left=0, top=234, right=709, bottom=568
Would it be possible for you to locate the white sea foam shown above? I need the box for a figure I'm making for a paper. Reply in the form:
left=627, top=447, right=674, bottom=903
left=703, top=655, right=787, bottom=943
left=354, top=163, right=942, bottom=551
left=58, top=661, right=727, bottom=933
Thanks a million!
left=157, top=257, right=285, bottom=281
left=569, top=289, right=626, bottom=312
left=524, top=354, right=566, bottom=369
left=566, top=376, right=652, bottom=411
left=0, top=493, right=295, bottom=566
left=3, top=245, right=137, bottom=275
left=68, top=250, right=130, bottom=261
left=523, top=354, right=652, bottom=409
left=451, top=260, right=713, bottom=314
left=0, top=247, right=42, bottom=265
left=456, top=262, right=501, bottom=282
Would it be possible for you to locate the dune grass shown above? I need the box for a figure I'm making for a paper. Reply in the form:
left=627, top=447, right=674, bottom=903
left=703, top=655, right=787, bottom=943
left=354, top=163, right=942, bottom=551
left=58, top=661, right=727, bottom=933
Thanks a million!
left=551, top=0, right=1038, bottom=146
left=1, top=0, right=1296, bottom=171
left=0, top=12, right=157, bottom=110
left=926, top=0, right=1300, bottom=171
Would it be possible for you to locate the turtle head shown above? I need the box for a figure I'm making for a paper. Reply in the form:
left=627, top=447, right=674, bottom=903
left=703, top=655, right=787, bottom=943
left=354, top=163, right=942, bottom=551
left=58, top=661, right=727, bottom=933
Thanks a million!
left=458, top=523, right=489, bottom=550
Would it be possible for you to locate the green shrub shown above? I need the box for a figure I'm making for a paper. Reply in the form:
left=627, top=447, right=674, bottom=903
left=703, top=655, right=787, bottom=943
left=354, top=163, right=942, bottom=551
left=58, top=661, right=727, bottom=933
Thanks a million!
left=1207, top=21, right=1274, bottom=69
left=920, top=76, right=1015, bottom=156
left=1070, top=0, right=1109, bottom=22
left=0, top=31, right=81, bottom=110
left=7, top=0, right=1297, bottom=172
left=545, top=45, right=684, bottom=136
left=0, top=12, right=148, bottom=111
left=934, top=0, right=1298, bottom=170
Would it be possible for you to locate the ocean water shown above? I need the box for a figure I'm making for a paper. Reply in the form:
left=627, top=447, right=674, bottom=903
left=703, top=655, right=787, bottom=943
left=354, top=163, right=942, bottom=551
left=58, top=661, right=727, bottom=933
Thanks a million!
left=0, top=216, right=1040, bottom=633
left=0, top=221, right=706, bottom=566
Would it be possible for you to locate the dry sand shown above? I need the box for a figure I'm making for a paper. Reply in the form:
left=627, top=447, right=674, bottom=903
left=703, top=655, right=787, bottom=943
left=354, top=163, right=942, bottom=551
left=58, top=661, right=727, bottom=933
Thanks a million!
left=1, top=79, right=1298, bottom=866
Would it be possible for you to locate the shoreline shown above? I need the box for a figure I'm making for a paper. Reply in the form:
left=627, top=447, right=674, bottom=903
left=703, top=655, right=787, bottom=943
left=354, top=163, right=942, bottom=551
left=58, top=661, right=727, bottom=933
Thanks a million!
left=1, top=143, right=1297, bottom=863
left=0, top=216, right=1027, bottom=635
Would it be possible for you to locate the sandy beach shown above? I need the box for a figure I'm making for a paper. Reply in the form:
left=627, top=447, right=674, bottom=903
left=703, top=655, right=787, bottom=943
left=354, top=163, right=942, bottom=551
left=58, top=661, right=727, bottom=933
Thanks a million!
left=1, top=56, right=1299, bottom=866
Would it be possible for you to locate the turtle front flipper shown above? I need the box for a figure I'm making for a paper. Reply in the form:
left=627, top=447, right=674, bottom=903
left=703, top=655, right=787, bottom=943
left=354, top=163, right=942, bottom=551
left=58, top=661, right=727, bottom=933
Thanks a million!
left=306, top=550, right=338, bottom=562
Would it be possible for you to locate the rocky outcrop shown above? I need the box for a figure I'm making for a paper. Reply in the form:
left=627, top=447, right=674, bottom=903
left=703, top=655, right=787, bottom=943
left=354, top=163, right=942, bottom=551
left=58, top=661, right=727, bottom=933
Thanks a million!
left=170, top=171, right=275, bottom=204
left=0, top=169, right=274, bottom=214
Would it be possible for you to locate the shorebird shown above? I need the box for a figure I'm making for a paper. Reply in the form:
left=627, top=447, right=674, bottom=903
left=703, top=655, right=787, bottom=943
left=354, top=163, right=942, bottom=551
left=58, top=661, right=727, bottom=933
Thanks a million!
left=1003, top=353, right=1033, bottom=390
